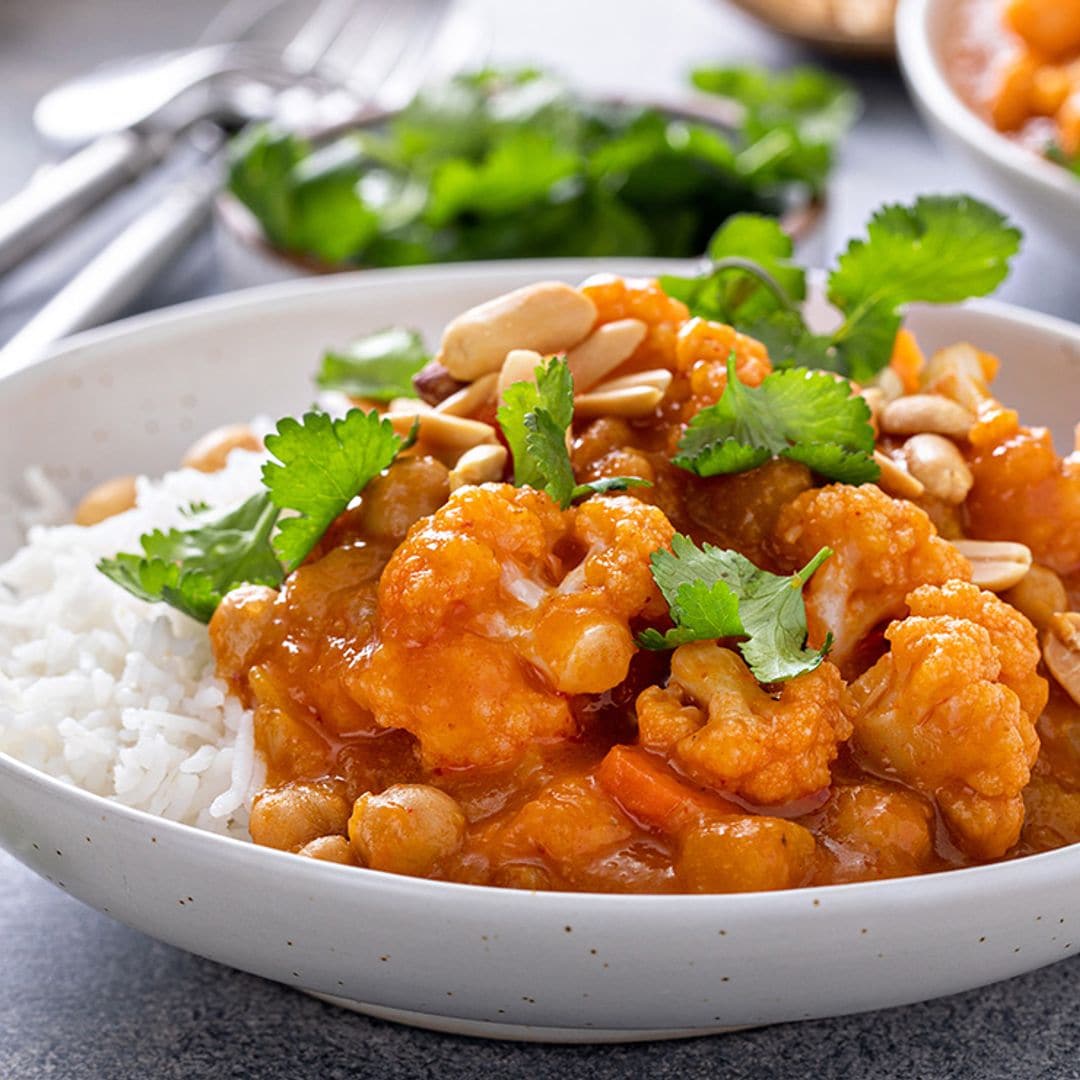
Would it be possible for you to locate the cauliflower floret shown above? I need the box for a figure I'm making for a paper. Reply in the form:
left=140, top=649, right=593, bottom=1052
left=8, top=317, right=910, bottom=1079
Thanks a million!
left=906, top=580, right=1049, bottom=721
left=636, top=641, right=853, bottom=806
left=348, top=484, right=675, bottom=768
left=965, top=427, right=1080, bottom=576
left=848, top=588, right=1043, bottom=858
left=774, top=484, right=971, bottom=677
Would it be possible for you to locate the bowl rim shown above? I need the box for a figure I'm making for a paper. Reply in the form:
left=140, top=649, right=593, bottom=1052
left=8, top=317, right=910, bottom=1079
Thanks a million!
left=2, top=257, right=1079, bottom=912
left=895, top=0, right=1080, bottom=207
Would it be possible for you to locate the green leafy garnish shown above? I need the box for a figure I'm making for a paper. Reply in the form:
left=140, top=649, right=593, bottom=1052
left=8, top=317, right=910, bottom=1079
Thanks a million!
left=496, top=356, right=651, bottom=509
left=227, top=65, right=855, bottom=266
left=674, top=356, right=878, bottom=483
left=665, top=195, right=1021, bottom=381
left=1047, top=142, right=1080, bottom=177
left=316, top=328, right=429, bottom=401
left=639, top=535, right=832, bottom=682
left=97, top=493, right=284, bottom=624
left=263, top=409, right=406, bottom=572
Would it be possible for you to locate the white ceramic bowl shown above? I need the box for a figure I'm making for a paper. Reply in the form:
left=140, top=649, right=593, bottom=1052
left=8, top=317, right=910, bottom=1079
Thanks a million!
left=896, top=0, right=1080, bottom=247
left=2, top=260, right=1080, bottom=1043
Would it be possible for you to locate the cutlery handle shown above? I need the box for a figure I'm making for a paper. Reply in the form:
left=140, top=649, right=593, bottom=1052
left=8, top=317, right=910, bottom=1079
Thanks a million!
left=0, top=130, right=162, bottom=277
left=0, top=163, right=220, bottom=377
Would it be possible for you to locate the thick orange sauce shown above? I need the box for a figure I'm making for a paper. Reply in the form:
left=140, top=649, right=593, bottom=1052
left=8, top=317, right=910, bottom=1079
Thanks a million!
left=209, top=279, right=1080, bottom=893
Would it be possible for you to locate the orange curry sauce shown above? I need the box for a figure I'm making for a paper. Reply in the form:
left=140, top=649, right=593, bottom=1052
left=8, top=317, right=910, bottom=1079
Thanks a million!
left=209, top=276, right=1080, bottom=893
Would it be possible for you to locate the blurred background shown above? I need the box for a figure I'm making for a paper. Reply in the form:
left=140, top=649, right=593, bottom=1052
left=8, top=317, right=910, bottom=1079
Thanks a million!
left=0, top=0, right=1075, bottom=355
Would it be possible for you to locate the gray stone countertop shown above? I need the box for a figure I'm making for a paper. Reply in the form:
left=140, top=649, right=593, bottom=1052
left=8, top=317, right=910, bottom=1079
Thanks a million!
left=1, top=1, right=1078, bottom=1076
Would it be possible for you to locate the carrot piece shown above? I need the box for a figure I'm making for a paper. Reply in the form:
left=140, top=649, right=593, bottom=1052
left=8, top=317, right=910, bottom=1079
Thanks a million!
left=596, top=745, right=736, bottom=834
left=889, top=328, right=925, bottom=394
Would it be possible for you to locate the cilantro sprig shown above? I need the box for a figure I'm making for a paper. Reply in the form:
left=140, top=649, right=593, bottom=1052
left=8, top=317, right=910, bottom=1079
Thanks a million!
left=98, top=407, right=410, bottom=621
left=674, top=356, right=878, bottom=483
left=661, top=195, right=1021, bottom=381
left=639, top=534, right=832, bottom=682
left=316, top=327, right=429, bottom=401
left=496, top=355, right=650, bottom=509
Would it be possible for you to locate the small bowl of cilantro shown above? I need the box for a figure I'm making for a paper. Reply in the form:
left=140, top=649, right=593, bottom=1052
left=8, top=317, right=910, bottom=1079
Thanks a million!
left=218, top=65, right=857, bottom=280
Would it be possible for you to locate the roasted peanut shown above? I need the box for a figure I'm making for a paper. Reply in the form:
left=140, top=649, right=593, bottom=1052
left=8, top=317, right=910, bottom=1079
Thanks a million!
left=872, top=366, right=905, bottom=403
left=949, top=539, right=1033, bottom=591
left=448, top=444, right=508, bottom=491
left=413, top=360, right=466, bottom=406
left=436, top=282, right=596, bottom=380
left=1044, top=613, right=1080, bottom=707
left=181, top=423, right=261, bottom=473
left=1003, top=564, right=1069, bottom=632
left=565, top=318, right=646, bottom=392
left=902, top=433, right=975, bottom=504
left=880, top=394, right=975, bottom=439
left=497, top=348, right=544, bottom=400
left=386, top=409, right=498, bottom=451
left=574, top=383, right=665, bottom=419
left=872, top=450, right=925, bottom=500
left=435, top=372, right=498, bottom=418
left=589, top=368, right=673, bottom=395
left=74, top=475, right=137, bottom=526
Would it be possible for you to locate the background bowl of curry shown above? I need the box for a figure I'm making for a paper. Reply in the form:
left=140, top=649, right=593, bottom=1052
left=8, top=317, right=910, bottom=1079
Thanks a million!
left=2, top=260, right=1079, bottom=1041
left=897, top=0, right=1080, bottom=247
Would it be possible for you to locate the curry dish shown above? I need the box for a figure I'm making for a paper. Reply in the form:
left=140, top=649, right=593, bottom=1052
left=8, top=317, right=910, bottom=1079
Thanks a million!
left=80, top=272, right=1080, bottom=894
left=946, top=0, right=1080, bottom=167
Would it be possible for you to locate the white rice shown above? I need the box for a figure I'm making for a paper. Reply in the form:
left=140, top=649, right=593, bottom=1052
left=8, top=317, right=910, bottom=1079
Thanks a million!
left=0, top=449, right=273, bottom=839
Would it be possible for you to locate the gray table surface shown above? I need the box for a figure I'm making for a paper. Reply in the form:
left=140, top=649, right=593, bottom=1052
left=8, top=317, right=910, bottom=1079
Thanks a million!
left=2, top=1, right=1079, bottom=1076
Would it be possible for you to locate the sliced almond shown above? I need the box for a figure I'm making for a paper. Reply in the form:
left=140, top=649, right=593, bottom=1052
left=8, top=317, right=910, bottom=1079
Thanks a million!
left=565, top=318, right=647, bottom=392
left=574, top=384, right=665, bottom=419
left=588, top=368, right=673, bottom=395
left=497, top=349, right=544, bottom=401
left=880, top=394, right=975, bottom=439
left=902, top=433, right=974, bottom=505
left=448, top=444, right=509, bottom=491
left=436, top=372, right=498, bottom=418
left=949, top=538, right=1032, bottom=592
left=436, top=282, right=596, bottom=380
left=1044, top=612, right=1080, bottom=707
left=387, top=410, right=497, bottom=451
left=872, top=450, right=925, bottom=500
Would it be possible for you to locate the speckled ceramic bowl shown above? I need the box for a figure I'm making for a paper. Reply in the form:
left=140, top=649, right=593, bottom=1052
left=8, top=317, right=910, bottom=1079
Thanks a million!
left=1, top=260, right=1079, bottom=1042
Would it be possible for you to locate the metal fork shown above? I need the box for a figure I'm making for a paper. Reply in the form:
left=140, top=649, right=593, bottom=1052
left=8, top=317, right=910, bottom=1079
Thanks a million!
left=0, top=0, right=475, bottom=376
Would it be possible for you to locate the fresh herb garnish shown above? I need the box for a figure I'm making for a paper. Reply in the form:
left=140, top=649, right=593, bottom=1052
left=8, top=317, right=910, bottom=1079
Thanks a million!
left=661, top=195, right=1021, bottom=381
left=227, top=65, right=855, bottom=266
left=1047, top=142, right=1080, bottom=177
left=674, top=356, right=878, bottom=483
left=316, top=327, right=429, bottom=401
left=639, top=534, right=832, bottom=682
left=99, top=408, right=410, bottom=620
left=98, top=492, right=284, bottom=624
left=263, top=410, right=408, bottom=572
left=496, top=355, right=651, bottom=509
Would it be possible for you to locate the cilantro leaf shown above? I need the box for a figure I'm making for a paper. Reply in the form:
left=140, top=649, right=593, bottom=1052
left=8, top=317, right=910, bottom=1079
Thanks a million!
left=826, top=195, right=1021, bottom=380
left=639, top=535, right=832, bottom=682
left=572, top=477, right=653, bottom=500
left=263, top=409, right=406, bottom=571
left=97, top=492, right=284, bottom=624
left=674, top=357, right=878, bottom=483
left=660, top=214, right=804, bottom=327
left=316, top=327, right=429, bottom=401
left=497, top=355, right=578, bottom=507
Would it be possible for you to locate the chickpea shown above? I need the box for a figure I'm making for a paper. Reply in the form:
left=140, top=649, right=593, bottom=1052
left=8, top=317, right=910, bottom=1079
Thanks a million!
left=348, top=784, right=466, bottom=877
left=357, top=456, right=450, bottom=543
left=74, top=475, right=137, bottom=526
left=297, top=835, right=356, bottom=866
left=678, top=817, right=817, bottom=893
left=181, top=424, right=261, bottom=473
left=249, top=780, right=352, bottom=852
